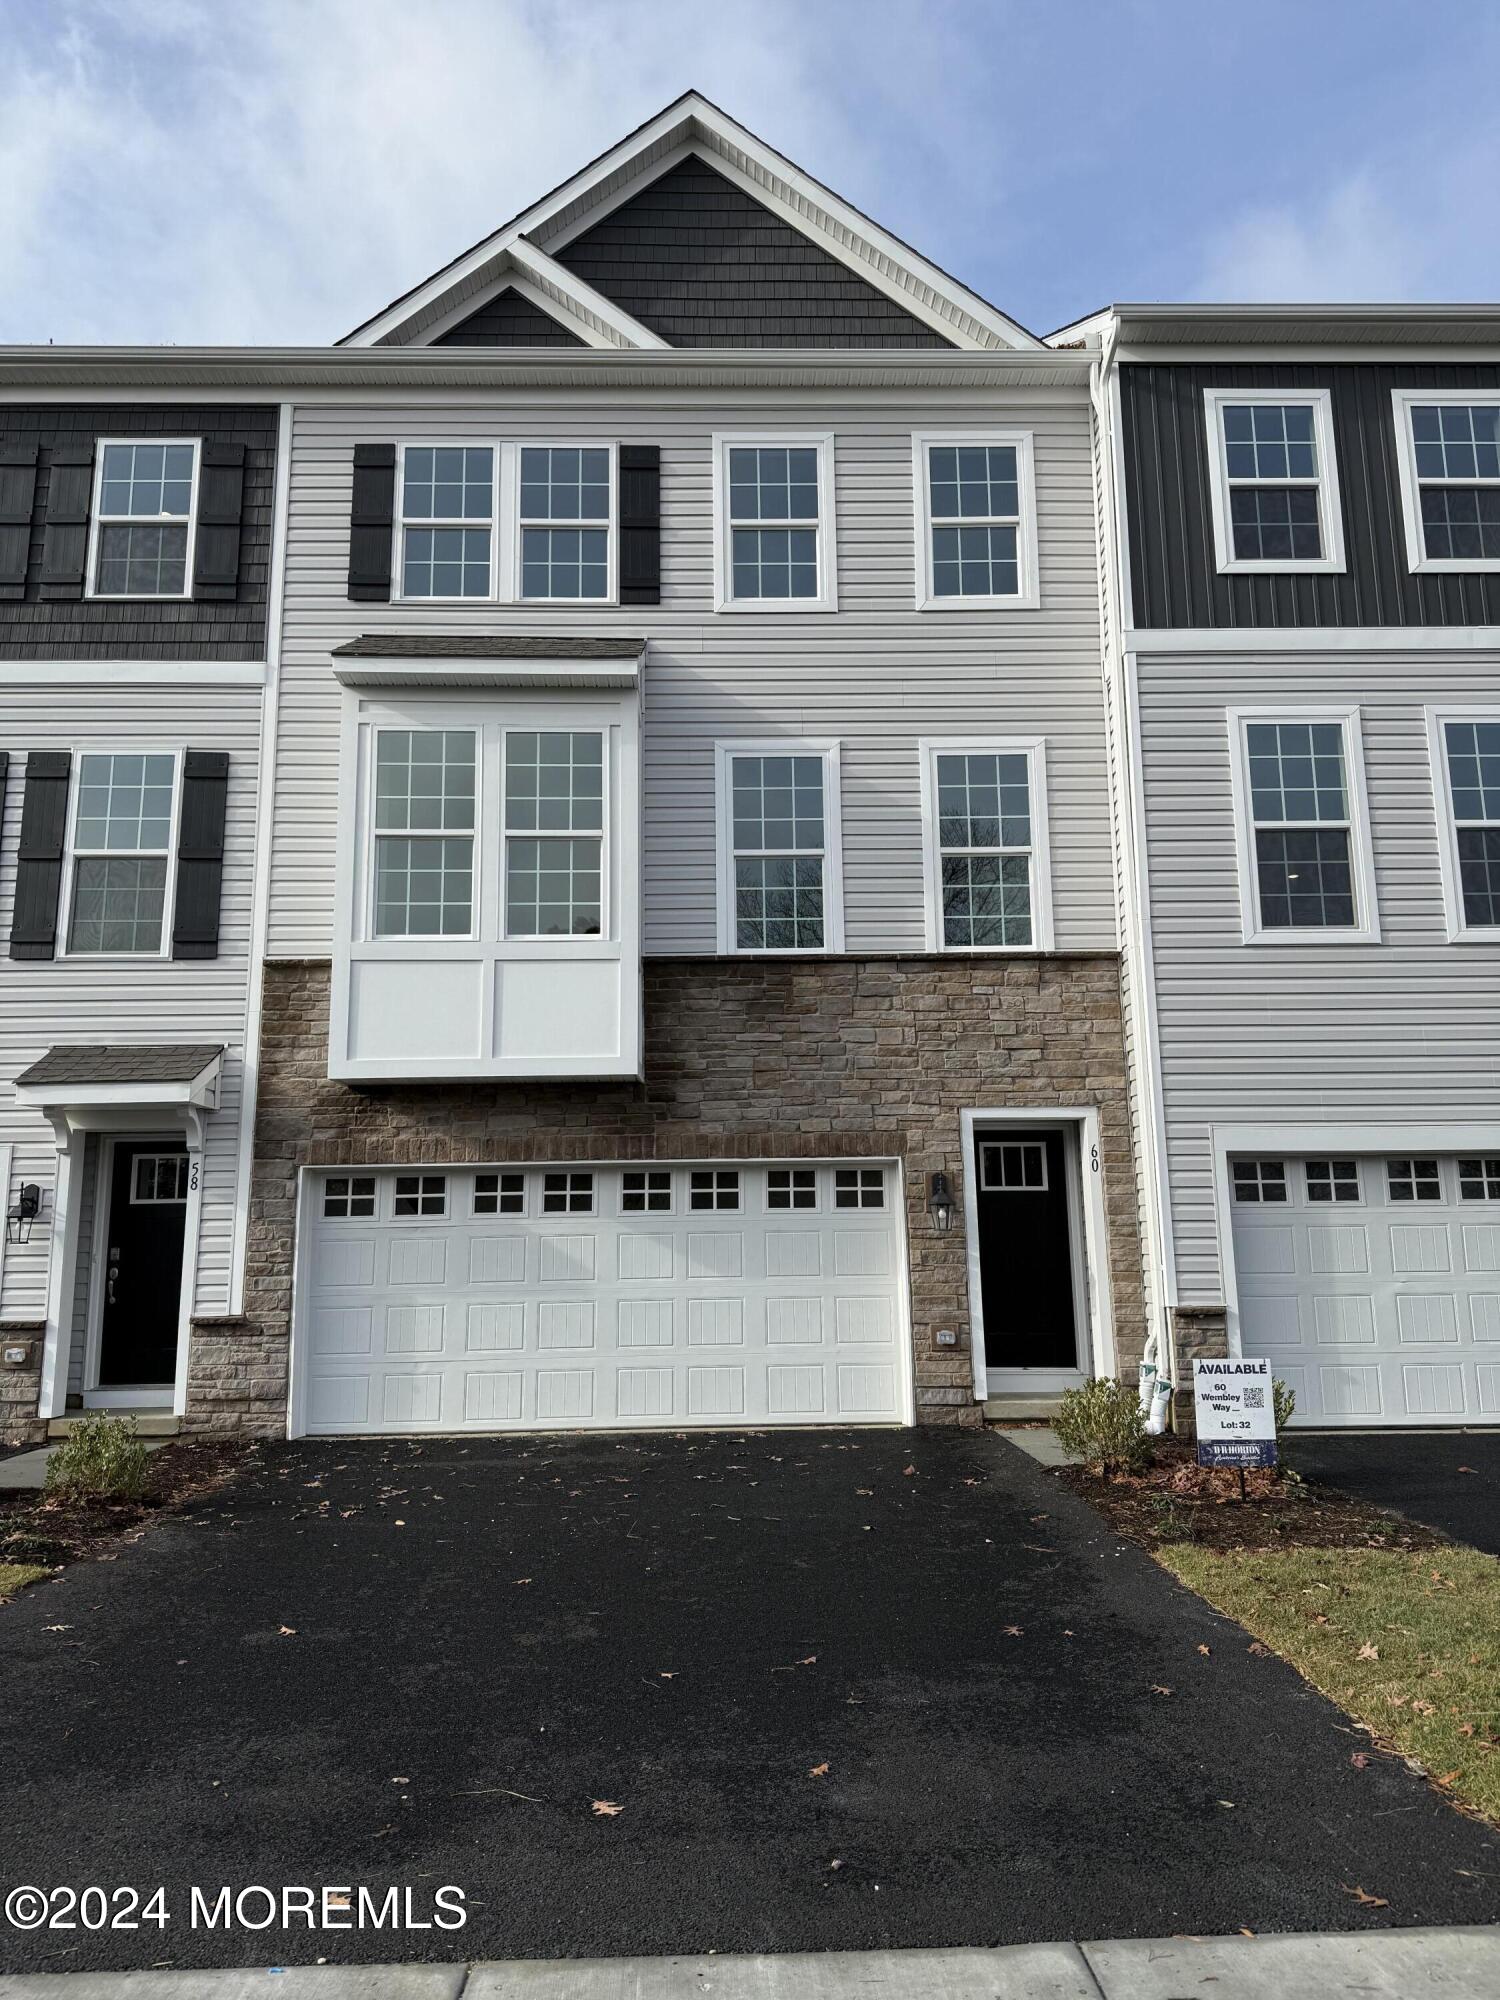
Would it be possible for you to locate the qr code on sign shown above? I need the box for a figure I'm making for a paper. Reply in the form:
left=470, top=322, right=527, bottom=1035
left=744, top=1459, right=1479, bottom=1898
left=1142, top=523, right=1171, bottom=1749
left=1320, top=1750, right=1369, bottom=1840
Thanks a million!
left=1243, top=1386, right=1266, bottom=1411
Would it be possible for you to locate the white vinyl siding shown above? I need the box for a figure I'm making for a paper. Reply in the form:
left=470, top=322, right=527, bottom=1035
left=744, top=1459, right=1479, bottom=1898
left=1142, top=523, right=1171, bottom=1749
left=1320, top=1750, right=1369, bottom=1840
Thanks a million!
left=269, top=397, right=1113, bottom=961
left=1133, top=649, right=1500, bottom=1304
left=0, top=688, right=262, bottom=1328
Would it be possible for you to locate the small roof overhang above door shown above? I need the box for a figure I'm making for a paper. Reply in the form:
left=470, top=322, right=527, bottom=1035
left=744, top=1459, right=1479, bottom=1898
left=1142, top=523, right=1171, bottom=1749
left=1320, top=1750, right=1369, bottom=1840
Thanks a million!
left=14, top=1045, right=223, bottom=1136
left=330, top=634, right=646, bottom=692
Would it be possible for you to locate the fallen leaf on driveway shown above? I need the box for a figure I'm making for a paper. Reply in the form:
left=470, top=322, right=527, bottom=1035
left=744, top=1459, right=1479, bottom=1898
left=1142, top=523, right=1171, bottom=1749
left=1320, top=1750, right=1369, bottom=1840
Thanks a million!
left=42, top=1625, right=72, bottom=1633
left=1197, top=1644, right=1211, bottom=1656
left=391, top=1777, right=409, bottom=1785
left=799, top=1655, right=817, bottom=1665
left=1247, top=1641, right=1269, bottom=1655
left=591, top=1800, right=624, bottom=1816
left=903, top=1465, right=916, bottom=1476
left=1343, top=1885, right=1389, bottom=1908
left=808, top=1762, right=829, bottom=1778
left=1351, top=1752, right=1371, bottom=1769
left=278, top=1626, right=297, bottom=1636
left=1357, top=1642, right=1380, bottom=1661
left=1150, top=1684, right=1173, bottom=1697
left=659, top=1671, right=676, bottom=1679
left=514, top=1578, right=533, bottom=1586
left=1002, top=1625, right=1024, bottom=1637
left=1457, top=1465, right=1476, bottom=1474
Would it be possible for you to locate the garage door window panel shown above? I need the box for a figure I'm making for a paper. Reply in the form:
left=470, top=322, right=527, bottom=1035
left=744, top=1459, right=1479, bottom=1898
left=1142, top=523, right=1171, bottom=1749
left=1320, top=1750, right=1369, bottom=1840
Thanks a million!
left=621, top=1170, right=673, bottom=1214
left=474, top=1172, right=525, bottom=1216
left=1306, top=1158, right=1361, bottom=1203
left=767, top=1168, right=817, bottom=1211
left=1233, top=1159, right=1287, bottom=1203
left=1387, top=1158, right=1442, bottom=1203
left=834, top=1168, right=885, bottom=1210
left=543, top=1171, right=594, bottom=1215
left=1232, top=713, right=1377, bottom=943
left=323, top=1176, right=376, bottom=1220
left=690, top=1170, right=740, bottom=1212
left=1459, top=1158, right=1500, bottom=1200
left=394, top=1174, right=447, bottom=1217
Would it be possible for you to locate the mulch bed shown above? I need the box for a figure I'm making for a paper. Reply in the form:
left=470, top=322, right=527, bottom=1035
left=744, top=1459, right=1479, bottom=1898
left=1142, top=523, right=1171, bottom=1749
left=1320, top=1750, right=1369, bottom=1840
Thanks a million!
left=0, top=1439, right=252, bottom=1573
left=1061, top=1437, right=1448, bottom=1553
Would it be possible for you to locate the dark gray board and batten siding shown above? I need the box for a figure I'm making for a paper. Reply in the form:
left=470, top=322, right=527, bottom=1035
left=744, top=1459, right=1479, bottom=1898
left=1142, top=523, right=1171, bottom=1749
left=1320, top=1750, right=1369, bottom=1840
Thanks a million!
left=0, top=405, right=278, bottom=659
left=1122, top=362, right=1500, bottom=629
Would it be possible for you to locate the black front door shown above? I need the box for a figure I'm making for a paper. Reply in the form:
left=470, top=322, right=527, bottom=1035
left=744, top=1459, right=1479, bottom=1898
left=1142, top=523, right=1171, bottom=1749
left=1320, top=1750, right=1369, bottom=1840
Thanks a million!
left=975, top=1128, right=1079, bottom=1373
left=97, top=1143, right=187, bottom=1388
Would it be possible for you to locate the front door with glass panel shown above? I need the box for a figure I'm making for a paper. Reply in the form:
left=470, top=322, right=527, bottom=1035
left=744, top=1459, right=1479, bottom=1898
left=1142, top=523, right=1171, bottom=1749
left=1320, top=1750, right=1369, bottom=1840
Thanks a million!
left=96, top=1142, right=187, bottom=1388
left=975, top=1128, right=1084, bottom=1388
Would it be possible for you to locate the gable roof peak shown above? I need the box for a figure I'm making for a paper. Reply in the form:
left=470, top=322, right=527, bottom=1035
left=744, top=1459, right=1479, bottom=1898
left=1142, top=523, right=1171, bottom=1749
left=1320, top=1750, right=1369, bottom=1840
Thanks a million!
left=342, top=94, right=1039, bottom=353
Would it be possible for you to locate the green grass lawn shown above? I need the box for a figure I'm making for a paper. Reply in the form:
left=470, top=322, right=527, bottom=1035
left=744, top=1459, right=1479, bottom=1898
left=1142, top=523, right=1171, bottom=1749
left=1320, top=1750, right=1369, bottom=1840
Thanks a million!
left=1159, top=1543, right=1500, bottom=1823
left=0, top=1562, right=49, bottom=1602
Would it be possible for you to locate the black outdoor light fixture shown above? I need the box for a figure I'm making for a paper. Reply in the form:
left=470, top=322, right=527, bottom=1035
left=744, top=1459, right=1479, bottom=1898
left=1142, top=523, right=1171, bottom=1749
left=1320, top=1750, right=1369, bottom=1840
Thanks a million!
left=927, top=1170, right=955, bottom=1234
left=6, top=1183, right=41, bottom=1246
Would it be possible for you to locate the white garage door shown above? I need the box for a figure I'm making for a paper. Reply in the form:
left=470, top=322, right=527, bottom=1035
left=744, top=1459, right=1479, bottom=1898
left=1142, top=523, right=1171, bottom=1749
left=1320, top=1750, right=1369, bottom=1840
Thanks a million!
left=297, top=1161, right=909, bottom=1434
left=1230, top=1152, right=1500, bottom=1426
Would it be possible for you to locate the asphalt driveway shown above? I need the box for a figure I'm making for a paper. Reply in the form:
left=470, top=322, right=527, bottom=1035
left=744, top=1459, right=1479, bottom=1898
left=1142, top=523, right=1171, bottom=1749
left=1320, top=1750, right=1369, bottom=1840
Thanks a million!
left=1288, top=1430, right=1500, bottom=1555
left=0, top=1429, right=1495, bottom=1973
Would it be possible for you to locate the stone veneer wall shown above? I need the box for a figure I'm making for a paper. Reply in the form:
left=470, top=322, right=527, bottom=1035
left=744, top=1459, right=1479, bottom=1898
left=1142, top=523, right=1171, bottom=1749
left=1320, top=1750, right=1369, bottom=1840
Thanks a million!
left=194, top=954, right=1145, bottom=1434
left=0, top=1326, right=46, bottom=1445
left=1169, top=1306, right=1230, bottom=1433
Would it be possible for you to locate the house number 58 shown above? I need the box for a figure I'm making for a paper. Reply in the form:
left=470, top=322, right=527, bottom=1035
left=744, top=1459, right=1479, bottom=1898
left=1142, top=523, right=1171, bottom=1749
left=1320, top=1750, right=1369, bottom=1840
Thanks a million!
left=188, top=1160, right=200, bottom=1194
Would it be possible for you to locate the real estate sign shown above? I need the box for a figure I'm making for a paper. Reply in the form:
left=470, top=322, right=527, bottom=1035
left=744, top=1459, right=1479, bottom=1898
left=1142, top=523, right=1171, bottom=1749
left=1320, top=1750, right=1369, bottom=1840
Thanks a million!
left=1194, top=1358, right=1277, bottom=1469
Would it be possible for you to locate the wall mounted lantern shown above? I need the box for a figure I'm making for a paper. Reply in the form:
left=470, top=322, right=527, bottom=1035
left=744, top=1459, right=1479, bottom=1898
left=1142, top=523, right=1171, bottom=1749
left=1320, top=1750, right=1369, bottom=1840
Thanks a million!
left=6, top=1184, right=41, bottom=1246
left=927, top=1170, right=955, bottom=1234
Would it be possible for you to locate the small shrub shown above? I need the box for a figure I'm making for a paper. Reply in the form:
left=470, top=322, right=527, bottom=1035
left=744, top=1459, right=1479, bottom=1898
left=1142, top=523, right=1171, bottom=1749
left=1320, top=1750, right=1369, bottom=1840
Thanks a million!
left=1273, top=1377, right=1297, bottom=1434
left=1053, top=1377, right=1149, bottom=1476
left=43, top=1412, right=148, bottom=1503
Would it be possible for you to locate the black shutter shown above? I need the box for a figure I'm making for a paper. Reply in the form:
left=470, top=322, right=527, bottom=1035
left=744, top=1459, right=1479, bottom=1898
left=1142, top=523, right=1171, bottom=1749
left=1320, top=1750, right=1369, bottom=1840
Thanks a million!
left=0, top=445, right=39, bottom=599
left=39, top=446, right=95, bottom=600
left=191, top=442, right=245, bottom=600
left=618, top=445, right=660, bottom=606
left=171, top=751, right=230, bottom=961
left=10, top=751, right=71, bottom=961
left=348, top=443, right=396, bottom=601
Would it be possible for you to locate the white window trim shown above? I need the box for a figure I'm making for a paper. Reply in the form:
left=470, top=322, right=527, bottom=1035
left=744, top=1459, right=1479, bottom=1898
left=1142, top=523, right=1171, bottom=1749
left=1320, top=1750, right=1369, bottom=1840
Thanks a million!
left=364, top=723, right=482, bottom=945
left=1226, top=706, right=1380, bottom=946
left=86, top=437, right=201, bottom=602
left=56, top=744, right=183, bottom=962
left=1393, top=390, right=1500, bottom=574
left=910, top=429, right=1040, bottom=611
left=917, top=737, right=1054, bottom=954
left=1203, top=388, right=1346, bottom=576
left=713, top=739, right=845, bottom=955
left=391, top=441, right=618, bottom=606
left=1426, top=705, right=1500, bottom=942
left=500, top=723, right=610, bottom=943
left=711, top=432, right=838, bottom=614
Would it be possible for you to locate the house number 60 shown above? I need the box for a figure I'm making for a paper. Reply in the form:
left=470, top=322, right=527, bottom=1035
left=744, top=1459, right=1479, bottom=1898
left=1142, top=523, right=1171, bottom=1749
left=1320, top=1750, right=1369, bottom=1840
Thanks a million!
left=1090, top=1144, right=1100, bottom=1174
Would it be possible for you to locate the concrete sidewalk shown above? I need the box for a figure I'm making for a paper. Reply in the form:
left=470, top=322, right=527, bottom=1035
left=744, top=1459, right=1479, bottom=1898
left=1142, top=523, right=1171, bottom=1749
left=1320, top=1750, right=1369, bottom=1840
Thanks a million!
left=3, top=1932, right=1499, bottom=1999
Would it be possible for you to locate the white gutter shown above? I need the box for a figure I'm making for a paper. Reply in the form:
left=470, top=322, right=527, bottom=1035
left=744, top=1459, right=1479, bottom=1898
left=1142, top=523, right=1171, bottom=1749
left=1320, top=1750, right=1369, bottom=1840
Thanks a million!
left=1090, top=315, right=1179, bottom=1390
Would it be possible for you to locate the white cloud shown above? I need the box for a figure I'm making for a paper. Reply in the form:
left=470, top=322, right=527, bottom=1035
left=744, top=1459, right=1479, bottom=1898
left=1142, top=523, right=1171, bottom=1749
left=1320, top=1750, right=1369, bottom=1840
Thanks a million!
left=0, top=0, right=1004, bottom=344
left=1192, top=172, right=1425, bottom=302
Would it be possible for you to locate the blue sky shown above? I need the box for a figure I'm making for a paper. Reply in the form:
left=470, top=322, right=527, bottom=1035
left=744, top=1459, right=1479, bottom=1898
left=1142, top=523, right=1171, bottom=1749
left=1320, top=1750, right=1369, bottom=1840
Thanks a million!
left=3, top=0, right=1497, bottom=344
